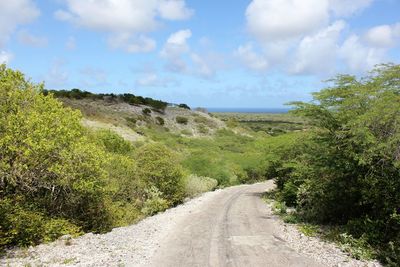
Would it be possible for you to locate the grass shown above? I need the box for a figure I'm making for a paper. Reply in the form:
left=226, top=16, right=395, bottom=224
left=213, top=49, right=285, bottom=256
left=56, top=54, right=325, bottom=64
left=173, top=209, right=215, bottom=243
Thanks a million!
left=213, top=112, right=309, bottom=135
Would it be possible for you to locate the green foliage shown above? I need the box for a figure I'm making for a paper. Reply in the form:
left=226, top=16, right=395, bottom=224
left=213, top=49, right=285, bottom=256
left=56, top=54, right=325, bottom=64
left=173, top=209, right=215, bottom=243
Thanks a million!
left=135, top=143, right=185, bottom=204
left=0, top=198, right=81, bottom=247
left=272, top=64, right=400, bottom=264
left=155, top=116, right=165, bottom=125
left=193, top=116, right=208, bottom=124
left=197, top=124, right=209, bottom=134
left=95, top=129, right=133, bottom=154
left=142, top=108, right=152, bottom=115
left=176, top=116, right=189, bottom=124
left=184, top=175, right=218, bottom=197
left=178, top=103, right=191, bottom=110
left=141, top=187, right=169, bottom=216
left=44, top=89, right=168, bottom=111
left=214, top=112, right=308, bottom=135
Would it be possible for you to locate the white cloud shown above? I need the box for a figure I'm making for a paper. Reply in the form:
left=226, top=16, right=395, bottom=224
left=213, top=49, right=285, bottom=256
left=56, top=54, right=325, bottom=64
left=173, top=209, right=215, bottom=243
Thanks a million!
left=160, top=30, right=220, bottom=78
left=158, top=0, right=193, bottom=20
left=246, top=0, right=330, bottom=43
left=108, top=33, right=156, bottom=53
left=234, top=43, right=268, bottom=71
left=191, top=53, right=214, bottom=78
left=240, top=0, right=385, bottom=74
left=55, top=0, right=193, bottom=53
left=17, top=30, right=48, bottom=47
left=340, top=35, right=386, bottom=72
left=166, top=29, right=192, bottom=46
left=0, top=0, right=40, bottom=47
left=329, top=0, right=373, bottom=17
left=136, top=72, right=178, bottom=87
left=0, top=51, right=13, bottom=64
left=364, top=23, right=400, bottom=48
left=291, top=21, right=346, bottom=74
left=160, top=29, right=192, bottom=72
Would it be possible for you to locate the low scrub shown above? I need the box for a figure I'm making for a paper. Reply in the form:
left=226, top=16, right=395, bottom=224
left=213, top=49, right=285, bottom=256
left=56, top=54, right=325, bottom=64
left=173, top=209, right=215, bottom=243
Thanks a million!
left=184, top=175, right=218, bottom=198
left=176, top=116, right=189, bottom=124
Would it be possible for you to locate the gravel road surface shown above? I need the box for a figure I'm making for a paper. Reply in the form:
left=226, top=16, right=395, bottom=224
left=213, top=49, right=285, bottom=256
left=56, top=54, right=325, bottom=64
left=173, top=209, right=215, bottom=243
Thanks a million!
left=1, top=181, right=381, bottom=267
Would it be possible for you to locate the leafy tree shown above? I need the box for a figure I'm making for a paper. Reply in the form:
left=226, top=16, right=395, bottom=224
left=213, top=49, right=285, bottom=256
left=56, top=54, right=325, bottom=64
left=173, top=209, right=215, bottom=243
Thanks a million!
left=275, top=64, right=400, bottom=264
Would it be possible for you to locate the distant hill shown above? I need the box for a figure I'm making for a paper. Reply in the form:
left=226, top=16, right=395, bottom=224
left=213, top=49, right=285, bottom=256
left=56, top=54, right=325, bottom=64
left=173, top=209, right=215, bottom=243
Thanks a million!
left=47, top=89, right=225, bottom=140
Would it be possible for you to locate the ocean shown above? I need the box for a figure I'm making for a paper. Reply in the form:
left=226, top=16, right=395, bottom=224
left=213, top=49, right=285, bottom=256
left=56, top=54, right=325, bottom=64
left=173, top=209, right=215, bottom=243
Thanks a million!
left=205, top=107, right=291, bottom=113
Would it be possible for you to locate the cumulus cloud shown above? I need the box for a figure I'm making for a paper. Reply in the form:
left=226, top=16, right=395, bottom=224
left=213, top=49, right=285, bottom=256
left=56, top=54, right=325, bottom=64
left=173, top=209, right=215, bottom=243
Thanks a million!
left=291, top=21, right=346, bottom=74
left=364, top=23, right=400, bottom=48
left=160, top=29, right=192, bottom=72
left=0, top=0, right=40, bottom=47
left=246, top=0, right=329, bottom=43
left=108, top=33, right=156, bottom=53
left=339, top=35, right=386, bottom=72
left=158, top=0, right=193, bottom=20
left=234, top=43, right=268, bottom=71
left=136, top=72, right=178, bottom=87
left=55, top=0, right=193, bottom=53
left=17, top=30, right=48, bottom=47
left=245, top=0, right=375, bottom=44
left=191, top=53, right=215, bottom=78
left=240, top=0, right=387, bottom=74
left=0, top=51, right=13, bottom=64
left=160, top=30, right=221, bottom=78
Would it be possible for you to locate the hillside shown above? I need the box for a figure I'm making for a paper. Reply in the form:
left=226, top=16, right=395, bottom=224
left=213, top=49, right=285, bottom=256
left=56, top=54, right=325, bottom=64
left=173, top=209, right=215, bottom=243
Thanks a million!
left=58, top=97, right=225, bottom=139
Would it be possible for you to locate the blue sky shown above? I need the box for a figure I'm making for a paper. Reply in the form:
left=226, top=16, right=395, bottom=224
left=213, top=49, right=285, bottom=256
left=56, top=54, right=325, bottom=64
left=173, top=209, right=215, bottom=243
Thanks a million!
left=1, top=0, right=399, bottom=108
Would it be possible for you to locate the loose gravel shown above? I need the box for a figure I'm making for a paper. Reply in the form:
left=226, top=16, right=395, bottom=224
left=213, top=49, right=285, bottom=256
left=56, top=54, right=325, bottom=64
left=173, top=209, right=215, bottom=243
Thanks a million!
left=1, top=186, right=383, bottom=267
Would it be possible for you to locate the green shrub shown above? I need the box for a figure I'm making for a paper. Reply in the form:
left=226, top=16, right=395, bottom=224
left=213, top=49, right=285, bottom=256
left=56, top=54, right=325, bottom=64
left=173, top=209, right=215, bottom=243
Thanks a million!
left=176, top=116, right=188, bottom=124
left=0, top=199, right=81, bottom=248
left=194, top=116, right=208, bottom=124
left=135, top=143, right=185, bottom=204
left=43, top=219, right=82, bottom=243
left=178, top=103, right=190, bottom=110
left=155, top=116, right=165, bottom=125
left=141, top=187, right=169, bottom=216
left=0, top=65, right=112, bottom=247
left=184, top=175, right=218, bottom=197
left=0, top=199, right=45, bottom=247
left=95, top=129, right=133, bottom=154
left=125, top=117, right=137, bottom=127
left=142, top=108, right=152, bottom=115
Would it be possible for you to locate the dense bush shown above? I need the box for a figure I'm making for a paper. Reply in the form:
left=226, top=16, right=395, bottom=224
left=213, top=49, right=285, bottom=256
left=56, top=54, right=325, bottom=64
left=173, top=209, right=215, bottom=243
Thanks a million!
left=142, top=108, right=152, bottom=116
left=272, top=64, right=400, bottom=265
left=178, top=103, right=191, bottom=110
left=0, top=65, right=189, bottom=250
left=184, top=175, right=218, bottom=197
left=155, top=116, right=165, bottom=125
left=176, top=116, right=189, bottom=124
left=135, top=143, right=185, bottom=205
left=95, top=129, right=133, bottom=155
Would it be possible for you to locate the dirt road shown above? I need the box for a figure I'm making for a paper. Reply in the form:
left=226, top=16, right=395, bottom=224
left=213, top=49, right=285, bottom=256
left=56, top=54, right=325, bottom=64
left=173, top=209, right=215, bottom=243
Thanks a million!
left=3, top=181, right=376, bottom=267
left=149, top=181, right=321, bottom=267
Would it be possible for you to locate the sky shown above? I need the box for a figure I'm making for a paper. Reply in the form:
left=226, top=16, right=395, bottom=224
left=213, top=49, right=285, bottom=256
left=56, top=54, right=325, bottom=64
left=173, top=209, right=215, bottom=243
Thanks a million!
left=1, top=0, right=400, bottom=108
